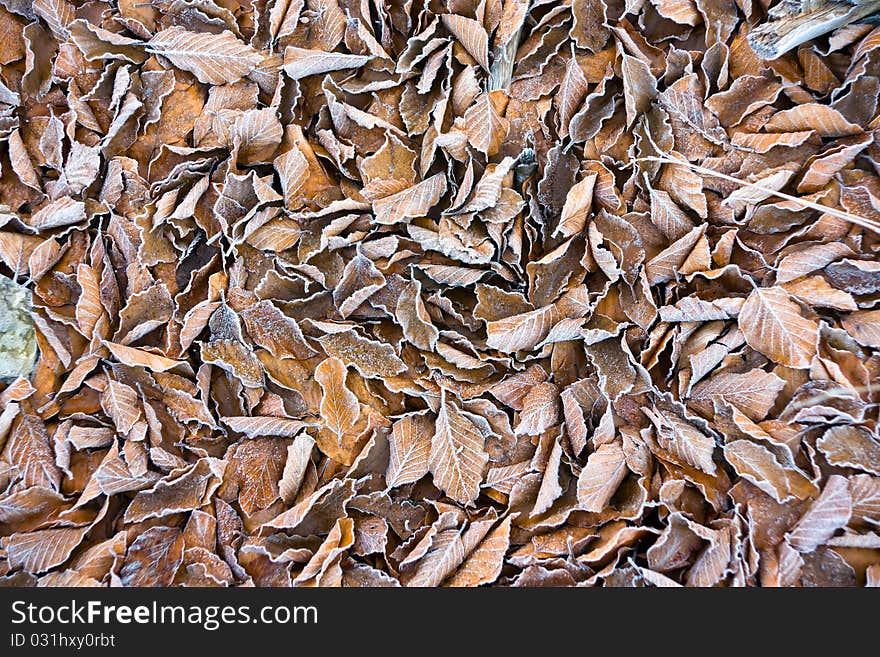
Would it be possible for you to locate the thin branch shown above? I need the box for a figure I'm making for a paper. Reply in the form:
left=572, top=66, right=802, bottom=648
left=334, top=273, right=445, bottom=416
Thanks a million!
left=640, top=153, right=880, bottom=236
left=785, top=382, right=880, bottom=413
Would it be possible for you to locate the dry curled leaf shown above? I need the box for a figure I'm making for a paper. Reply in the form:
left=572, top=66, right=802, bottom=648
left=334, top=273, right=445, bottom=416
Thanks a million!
left=464, top=92, right=509, bottom=157
left=147, top=27, right=263, bottom=85
left=577, top=442, right=628, bottom=513
left=430, top=393, right=489, bottom=506
left=739, top=287, right=819, bottom=369
left=386, top=415, right=433, bottom=490
left=315, top=357, right=360, bottom=442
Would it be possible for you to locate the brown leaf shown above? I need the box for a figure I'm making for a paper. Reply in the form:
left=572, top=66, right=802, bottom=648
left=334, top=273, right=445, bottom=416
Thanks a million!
left=739, top=286, right=819, bottom=369
left=386, top=414, right=433, bottom=490
left=372, top=173, right=447, bottom=225
left=26, top=197, right=86, bottom=231
left=240, top=301, right=315, bottom=360
left=489, top=364, right=549, bottom=411
left=318, top=331, right=407, bottom=379
left=441, top=14, right=489, bottom=70
left=572, top=0, right=610, bottom=52
left=396, top=279, right=440, bottom=351
left=784, top=276, right=858, bottom=312
left=842, top=310, right=880, bottom=348
left=724, top=440, right=817, bottom=504
left=5, top=412, right=61, bottom=491
left=228, top=439, right=289, bottom=516
left=532, top=437, right=564, bottom=517
left=315, top=356, right=360, bottom=441
left=334, top=254, right=386, bottom=318
left=430, top=392, right=489, bottom=506
left=201, top=340, right=263, bottom=387
left=464, top=92, right=509, bottom=156
left=486, top=304, right=561, bottom=353
left=259, top=478, right=355, bottom=537
left=577, top=442, right=628, bottom=512
left=645, top=225, right=706, bottom=285
left=556, top=56, right=588, bottom=138
left=274, top=144, right=310, bottom=210
left=6, top=526, right=89, bottom=574
left=282, top=46, right=371, bottom=80
left=654, top=0, right=700, bottom=26
left=786, top=475, right=852, bottom=553
left=445, top=516, right=512, bottom=587
left=147, top=27, right=263, bottom=85
left=120, top=527, right=185, bottom=587
left=689, top=370, right=786, bottom=422
left=643, top=406, right=716, bottom=474
left=776, top=242, right=852, bottom=283
left=33, top=0, right=74, bottom=42
left=279, top=433, right=315, bottom=504
left=293, top=517, right=354, bottom=586
left=222, top=416, right=314, bottom=438
left=765, top=103, right=862, bottom=138
left=555, top=173, right=596, bottom=239
left=849, top=475, right=880, bottom=528
left=232, top=108, right=282, bottom=164
left=817, top=426, right=880, bottom=476
left=101, top=378, right=142, bottom=435
left=515, top=383, right=560, bottom=437
left=105, top=342, right=192, bottom=375
left=124, top=458, right=226, bottom=523
left=621, top=53, right=658, bottom=127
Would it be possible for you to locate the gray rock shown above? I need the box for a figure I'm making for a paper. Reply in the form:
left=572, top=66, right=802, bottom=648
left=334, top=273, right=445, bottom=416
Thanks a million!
left=0, top=274, right=37, bottom=382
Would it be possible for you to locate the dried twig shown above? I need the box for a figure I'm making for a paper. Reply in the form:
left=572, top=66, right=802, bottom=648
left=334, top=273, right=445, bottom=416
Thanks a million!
left=748, top=1, right=880, bottom=60
left=641, top=153, right=880, bottom=235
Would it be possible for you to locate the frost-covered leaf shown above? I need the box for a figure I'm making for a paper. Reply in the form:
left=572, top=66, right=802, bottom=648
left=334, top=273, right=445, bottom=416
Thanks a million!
left=430, top=393, right=489, bottom=506
left=315, top=357, right=360, bottom=441
left=577, top=442, right=628, bottom=513
left=386, top=415, right=432, bottom=490
left=147, top=27, right=263, bottom=85
left=739, top=287, right=819, bottom=369
left=786, top=475, right=852, bottom=553
left=464, top=92, right=509, bottom=156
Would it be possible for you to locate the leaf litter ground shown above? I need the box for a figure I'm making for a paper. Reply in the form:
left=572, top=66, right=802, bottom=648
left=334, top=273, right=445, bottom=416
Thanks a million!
left=0, top=0, right=879, bottom=587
